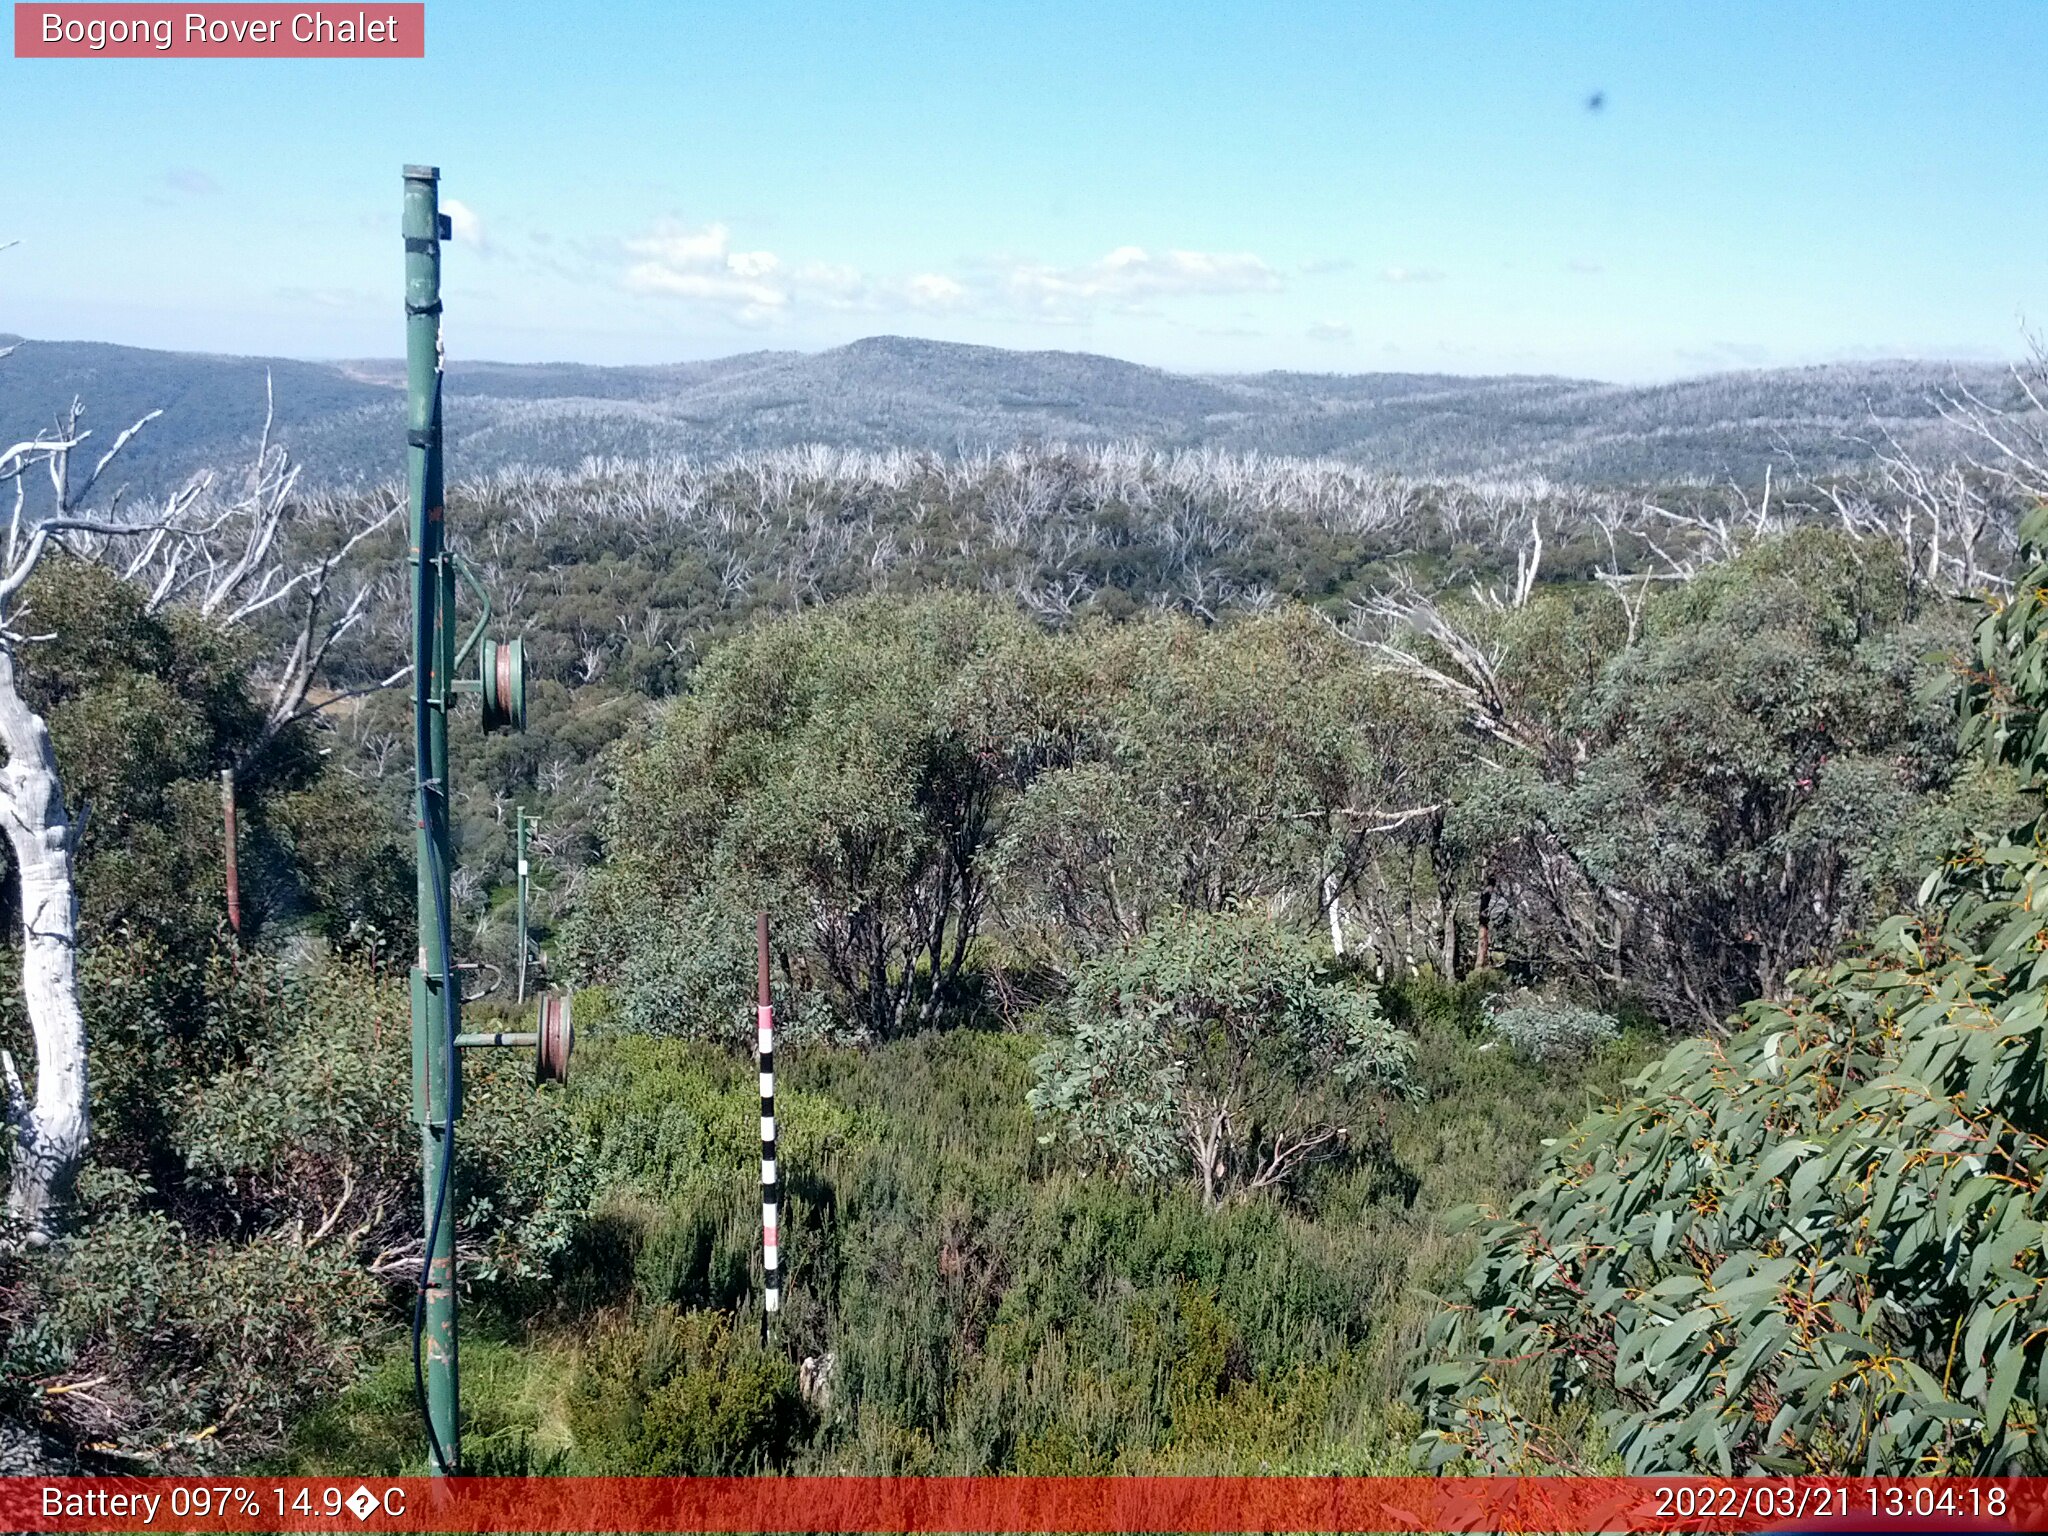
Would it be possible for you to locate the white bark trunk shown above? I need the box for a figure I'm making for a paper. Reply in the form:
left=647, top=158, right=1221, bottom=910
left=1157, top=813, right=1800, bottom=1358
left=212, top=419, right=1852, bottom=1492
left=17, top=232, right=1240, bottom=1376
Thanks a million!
left=0, top=643, right=86, bottom=1245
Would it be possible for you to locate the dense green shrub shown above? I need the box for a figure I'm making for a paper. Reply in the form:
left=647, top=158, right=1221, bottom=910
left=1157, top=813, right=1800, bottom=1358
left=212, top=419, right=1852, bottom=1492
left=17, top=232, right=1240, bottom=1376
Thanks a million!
left=3, top=949, right=590, bottom=1469
left=568, top=1307, right=807, bottom=1473
left=8, top=556, right=407, bottom=957
left=1029, top=909, right=1413, bottom=1206
left=268, top=959, right=1652, bottom=1477
left=1411, top=510, right=2048, bottom=1474
left=578, top=593, right=1054, bottom=1039
left=1482, top=993, right=1620, bottom=1065
left=765, top=1027, right=1428, bottom=1471
left=32, top=1212, right=386, bottom=1465
left=577, top=543, right=1985, bottom=1050
left=265, top=776, right=415, bottom=963
left=1416, top=911, right=2048, bottom=1472
left=569, top=1034, right=868, bottom=1208
left=174, top=954, right=589, bottom=1286
left=993, top=610, right=1432, bottom=964
left=597, top=889, right=841, bottom=1046
left=1501, top=531, right=1988, bottom=1026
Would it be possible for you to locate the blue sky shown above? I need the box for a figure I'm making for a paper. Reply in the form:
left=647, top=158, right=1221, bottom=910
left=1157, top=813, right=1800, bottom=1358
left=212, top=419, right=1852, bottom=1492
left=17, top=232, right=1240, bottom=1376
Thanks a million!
left=4, top=1, right=2043, bottom=379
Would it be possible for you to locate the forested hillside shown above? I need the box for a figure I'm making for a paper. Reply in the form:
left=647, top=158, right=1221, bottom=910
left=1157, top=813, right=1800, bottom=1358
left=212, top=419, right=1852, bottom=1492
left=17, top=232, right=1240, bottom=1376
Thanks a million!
left=0, top=333, right=2025, bottom=497
left=6, top=363, right=2048, bottom=1476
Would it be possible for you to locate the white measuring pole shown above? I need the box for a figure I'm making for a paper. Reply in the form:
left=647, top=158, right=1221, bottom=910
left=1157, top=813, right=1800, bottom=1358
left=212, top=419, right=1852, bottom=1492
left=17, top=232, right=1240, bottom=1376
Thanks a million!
left=756, top=912, right=780, bottom=1322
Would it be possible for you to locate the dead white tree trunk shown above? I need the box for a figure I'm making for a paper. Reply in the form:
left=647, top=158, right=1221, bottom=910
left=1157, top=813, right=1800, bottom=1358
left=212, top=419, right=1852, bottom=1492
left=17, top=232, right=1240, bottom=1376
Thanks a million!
left=0, top=334, right=196, bottom=1239
left=0, top=348, right=397, bottom=1241
left=0, top=407, right=103, bottom=1243
left=0, top=640, right=85, bottom=1244
left=0, top=477, right=163, bottom=1242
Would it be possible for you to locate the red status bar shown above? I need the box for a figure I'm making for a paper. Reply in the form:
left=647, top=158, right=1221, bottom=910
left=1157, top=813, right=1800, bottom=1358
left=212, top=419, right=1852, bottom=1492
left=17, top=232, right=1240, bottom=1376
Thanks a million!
left=6, top=1476, right=2047, bottom=1533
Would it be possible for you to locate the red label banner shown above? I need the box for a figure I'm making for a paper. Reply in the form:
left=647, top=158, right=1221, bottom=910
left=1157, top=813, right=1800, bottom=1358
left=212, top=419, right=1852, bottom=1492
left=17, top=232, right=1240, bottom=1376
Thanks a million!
left=14, top=4, right=424, bottom=57
left=1, top=1476, right=2045, bottom=1533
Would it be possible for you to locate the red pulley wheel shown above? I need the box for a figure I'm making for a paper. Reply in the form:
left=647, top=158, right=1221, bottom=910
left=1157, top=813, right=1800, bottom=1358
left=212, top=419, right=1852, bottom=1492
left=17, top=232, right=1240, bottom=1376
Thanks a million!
left=536, top=990, right=573, bottom=1085
left=478, top=637, right=527, bottom=733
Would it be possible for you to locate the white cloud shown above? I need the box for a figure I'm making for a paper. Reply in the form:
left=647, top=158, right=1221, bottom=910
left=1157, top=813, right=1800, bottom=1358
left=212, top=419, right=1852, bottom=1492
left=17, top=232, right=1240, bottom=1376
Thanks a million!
left=1000, top=245, right=1282, bottom=317
left=442, top=198, right=489, bottom=252
left=794, top=261, right=869, bottom=307
left=1307, top=320, right=1353, bottom=342
left=617, top=221, right=1285, bottom=329
left=1380, top=265, right=1445, bottom=285
left=905, top=272, right=967, bottom=310
left=624, top=220, right=788, bottom=321
left=631, top=222, right=738, bottom=267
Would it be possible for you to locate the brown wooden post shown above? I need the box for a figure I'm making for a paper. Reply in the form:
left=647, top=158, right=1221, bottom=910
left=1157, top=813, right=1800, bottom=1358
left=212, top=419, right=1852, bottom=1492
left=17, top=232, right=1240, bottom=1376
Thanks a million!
left=221, top=767, right=241, bottom=935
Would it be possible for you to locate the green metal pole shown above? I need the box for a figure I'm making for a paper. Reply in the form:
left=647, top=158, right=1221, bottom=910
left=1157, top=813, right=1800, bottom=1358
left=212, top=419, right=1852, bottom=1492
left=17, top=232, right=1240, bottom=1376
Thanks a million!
left=404, top=162, right=460, bottom=1478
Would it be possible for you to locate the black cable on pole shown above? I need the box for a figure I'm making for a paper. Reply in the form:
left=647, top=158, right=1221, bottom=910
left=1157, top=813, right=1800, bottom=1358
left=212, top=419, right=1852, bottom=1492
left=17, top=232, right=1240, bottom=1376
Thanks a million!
left=409, top=380, right=459, bottom=1478
left=411, top=807, right=459, bottom=1476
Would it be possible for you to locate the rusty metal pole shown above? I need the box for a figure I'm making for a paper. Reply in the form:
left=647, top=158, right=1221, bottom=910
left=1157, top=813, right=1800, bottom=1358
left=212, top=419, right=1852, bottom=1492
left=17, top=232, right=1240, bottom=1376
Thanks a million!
left=220, top=768, right=241, bottom=935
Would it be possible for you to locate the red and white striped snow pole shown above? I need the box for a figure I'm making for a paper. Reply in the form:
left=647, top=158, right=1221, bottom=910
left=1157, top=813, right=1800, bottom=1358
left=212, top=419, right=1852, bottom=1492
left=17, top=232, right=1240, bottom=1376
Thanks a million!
left=757, top=912, right=780, bottom=1323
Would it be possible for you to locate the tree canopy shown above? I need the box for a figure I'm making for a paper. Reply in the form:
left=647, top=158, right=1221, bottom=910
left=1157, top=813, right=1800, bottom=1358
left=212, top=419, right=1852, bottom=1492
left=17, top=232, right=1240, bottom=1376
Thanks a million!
left=1028, top=909, right=1415, bottom=1206
left=1412, top=510, right=2048, bottom=1475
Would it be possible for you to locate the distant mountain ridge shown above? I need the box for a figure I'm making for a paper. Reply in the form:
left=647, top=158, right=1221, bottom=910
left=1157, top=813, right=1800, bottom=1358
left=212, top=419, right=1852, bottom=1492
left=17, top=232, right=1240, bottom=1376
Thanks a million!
left=0, top=332, right=2015, bottom=498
